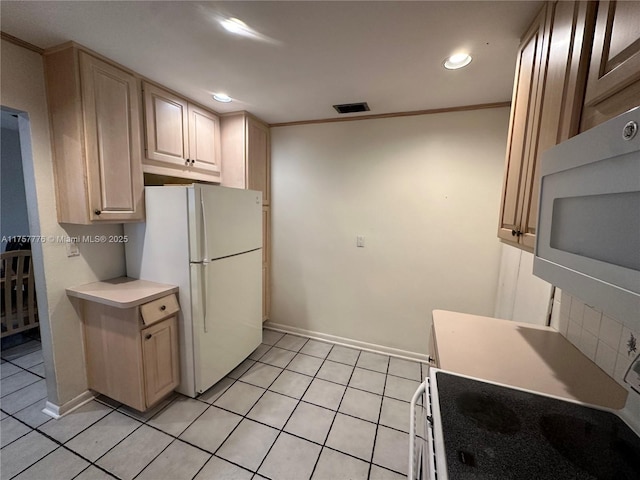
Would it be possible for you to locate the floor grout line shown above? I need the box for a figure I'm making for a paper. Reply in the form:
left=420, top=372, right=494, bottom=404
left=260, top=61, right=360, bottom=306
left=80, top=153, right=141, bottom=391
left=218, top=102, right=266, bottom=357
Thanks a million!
left=367, top=354, right=391, bottom=479
left=308, top=347, right=363, bottom=480
left=237, top=335, right=315, bottom=478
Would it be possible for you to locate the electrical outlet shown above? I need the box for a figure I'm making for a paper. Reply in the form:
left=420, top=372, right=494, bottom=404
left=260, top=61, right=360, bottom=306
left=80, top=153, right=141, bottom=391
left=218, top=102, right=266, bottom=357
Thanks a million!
left=66, top=239, right=80, bottom=257
left=356, top=235, right=365, bottom=248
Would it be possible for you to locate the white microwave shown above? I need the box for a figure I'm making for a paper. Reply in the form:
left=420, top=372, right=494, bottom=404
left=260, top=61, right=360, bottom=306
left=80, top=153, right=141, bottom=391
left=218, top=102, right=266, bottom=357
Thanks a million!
left=534, top=107, right=640, bottom=327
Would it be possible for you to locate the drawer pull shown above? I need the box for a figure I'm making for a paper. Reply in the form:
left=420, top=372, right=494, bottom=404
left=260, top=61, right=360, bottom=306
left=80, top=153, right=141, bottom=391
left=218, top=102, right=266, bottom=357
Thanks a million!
left=160, top=305, right=166, bottom=311
left=145, top=333, right=152, bottom=340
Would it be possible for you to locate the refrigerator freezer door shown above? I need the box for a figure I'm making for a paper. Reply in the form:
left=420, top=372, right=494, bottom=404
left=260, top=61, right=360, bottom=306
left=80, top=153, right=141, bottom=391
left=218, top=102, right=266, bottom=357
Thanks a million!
left=189, top=185, right=262, bottom=262
left=190, top=249, right=262, bottom=394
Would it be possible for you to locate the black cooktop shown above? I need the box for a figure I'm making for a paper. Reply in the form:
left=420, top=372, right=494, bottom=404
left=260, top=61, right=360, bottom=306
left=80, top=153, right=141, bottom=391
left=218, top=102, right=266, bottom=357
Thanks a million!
left=435, top=372, right=640, bottom=479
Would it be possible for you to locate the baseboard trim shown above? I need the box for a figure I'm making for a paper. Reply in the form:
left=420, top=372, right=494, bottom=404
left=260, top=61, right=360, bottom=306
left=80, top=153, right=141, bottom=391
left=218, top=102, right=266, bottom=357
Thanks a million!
left=263, top=321, right=430, bottom=363
left=42, top=390, right=95, bottom=419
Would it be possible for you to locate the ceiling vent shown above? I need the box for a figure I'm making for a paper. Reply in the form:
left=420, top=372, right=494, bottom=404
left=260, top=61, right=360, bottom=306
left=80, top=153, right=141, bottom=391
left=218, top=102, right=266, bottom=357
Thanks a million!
left=333, top=102, right=370, bottom=114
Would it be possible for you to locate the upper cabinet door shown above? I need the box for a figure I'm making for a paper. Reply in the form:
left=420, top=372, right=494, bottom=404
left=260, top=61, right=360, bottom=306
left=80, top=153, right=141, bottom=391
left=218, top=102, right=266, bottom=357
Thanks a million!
left=246, top=116, right=271, bottom=205
left=220, top=112, right=271, bottom=205
left=79, top=52, right=143, bottom=222
left=498, top=1, right=595, bottom=251
left=498, top=5, right=549, bottom=246
left=143, top=82, right=189, bottom=166
left=142, top=82, right=221, bottom=182
left=188, top=104, right=221, bottom=175
left=581, top=0, right=640, bottom=130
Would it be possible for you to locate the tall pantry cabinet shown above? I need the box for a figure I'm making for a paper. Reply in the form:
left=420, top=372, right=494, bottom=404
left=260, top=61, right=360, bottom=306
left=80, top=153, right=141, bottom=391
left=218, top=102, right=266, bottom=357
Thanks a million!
left=220, top=112, right=271, bottom=321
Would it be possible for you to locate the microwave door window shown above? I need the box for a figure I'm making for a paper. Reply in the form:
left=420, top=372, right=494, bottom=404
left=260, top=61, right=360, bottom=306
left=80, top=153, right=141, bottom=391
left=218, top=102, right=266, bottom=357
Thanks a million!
left=550, top=192, right=640, bottom=271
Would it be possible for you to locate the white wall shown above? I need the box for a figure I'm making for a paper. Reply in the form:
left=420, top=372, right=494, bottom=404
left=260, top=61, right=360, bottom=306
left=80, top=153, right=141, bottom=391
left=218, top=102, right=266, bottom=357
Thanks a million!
left=1, top=39, right=126, bottom=407
left=1, top=126, right=31, bottom=246
left=270, top=107, right=510, bottom=356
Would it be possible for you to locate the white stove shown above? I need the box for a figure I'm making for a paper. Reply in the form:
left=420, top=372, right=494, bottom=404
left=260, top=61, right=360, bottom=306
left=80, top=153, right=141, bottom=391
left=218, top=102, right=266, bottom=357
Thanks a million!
left=410, top=367, right=640, bottom=480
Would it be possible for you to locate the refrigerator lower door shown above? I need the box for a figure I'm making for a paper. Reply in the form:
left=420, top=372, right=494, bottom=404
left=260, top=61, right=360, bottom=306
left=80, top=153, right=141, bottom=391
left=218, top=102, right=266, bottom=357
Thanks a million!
left=190, top=249, right=262, bottom=395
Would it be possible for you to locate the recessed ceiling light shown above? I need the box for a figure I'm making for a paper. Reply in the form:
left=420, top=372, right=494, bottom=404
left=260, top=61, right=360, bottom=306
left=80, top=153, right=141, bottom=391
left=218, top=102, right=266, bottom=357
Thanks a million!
left=214, top=14, right=279, bottom=45
left=220, top=17, right=253, bottom=37
left=213, top=93, right=232, bottom=103
left=444, top=53, right=472, bottom=70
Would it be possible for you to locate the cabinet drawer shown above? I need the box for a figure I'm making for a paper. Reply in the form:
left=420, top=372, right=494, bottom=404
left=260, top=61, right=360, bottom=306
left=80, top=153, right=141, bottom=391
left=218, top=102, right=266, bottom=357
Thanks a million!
left=140, top=294, right=179, bottom=326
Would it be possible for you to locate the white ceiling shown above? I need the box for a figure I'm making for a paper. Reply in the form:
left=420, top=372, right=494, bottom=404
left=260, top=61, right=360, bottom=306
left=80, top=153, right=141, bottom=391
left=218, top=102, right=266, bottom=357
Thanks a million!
left=0, top=1, right=542, bottom=124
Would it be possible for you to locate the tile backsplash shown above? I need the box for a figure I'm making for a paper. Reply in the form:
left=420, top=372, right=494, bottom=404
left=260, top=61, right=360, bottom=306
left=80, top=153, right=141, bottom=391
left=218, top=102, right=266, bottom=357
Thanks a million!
left=551, top=289, right=639, bottom=387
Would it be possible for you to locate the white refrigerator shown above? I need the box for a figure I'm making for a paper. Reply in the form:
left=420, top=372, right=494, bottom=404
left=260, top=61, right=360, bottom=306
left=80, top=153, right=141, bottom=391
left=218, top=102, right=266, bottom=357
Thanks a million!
left=125, top=185, right=263, bottom=397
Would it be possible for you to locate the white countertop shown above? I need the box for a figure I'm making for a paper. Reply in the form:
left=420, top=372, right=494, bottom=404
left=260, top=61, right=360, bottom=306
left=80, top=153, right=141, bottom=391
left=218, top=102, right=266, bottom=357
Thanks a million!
left=66, top=277, right=178, bottom=308
left=432, top=309, right=628, bottom=409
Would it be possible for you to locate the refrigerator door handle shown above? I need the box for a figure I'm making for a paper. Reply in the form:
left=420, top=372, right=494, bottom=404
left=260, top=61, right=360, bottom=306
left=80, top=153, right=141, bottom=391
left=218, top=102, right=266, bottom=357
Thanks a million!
left=200, top=195, right=210, bottom=263
left=201, top=262, right=208, bottom=333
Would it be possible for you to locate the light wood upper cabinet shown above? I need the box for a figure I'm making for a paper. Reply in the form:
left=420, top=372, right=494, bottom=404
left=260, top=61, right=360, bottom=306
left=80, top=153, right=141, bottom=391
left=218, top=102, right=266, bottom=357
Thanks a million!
left=221, top=112, right=271, bottom=205
left=142, top=82, right=221, bottom=182
left=189, top=104, right=222, bottom=174
left=498, top=5, right=548, bottom=249
left=498, top=2, right=595, bottom=251
left=247, top=117, right=270, bottom=205
left=144, top=83, right=189, bottom=166
left=44, top=44, right=144, bottom=224
left=581, top=0, right=640, bottom=130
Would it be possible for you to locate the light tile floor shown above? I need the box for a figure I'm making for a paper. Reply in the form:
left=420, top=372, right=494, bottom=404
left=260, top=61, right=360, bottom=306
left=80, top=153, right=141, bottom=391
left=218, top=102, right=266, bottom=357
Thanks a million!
left=1, top=330, right=426, bottom=480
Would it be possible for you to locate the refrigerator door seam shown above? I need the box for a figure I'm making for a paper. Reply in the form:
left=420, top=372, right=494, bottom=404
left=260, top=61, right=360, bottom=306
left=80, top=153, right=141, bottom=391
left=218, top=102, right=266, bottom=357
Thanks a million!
left=206, top=248, right=262, bottom=262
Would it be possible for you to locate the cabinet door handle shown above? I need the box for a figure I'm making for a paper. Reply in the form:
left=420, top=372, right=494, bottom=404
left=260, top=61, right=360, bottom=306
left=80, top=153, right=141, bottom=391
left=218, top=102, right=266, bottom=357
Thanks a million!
left=160, top=305, right=166, bottom=311
left=185, top=159, right=190, bottom=166
left=190, top=159, right=195, bottom=165
left=511, top=229, right=522, bottom=237
left=94, top=209, right=102, bottom=216
left=145, top=333, right=152, bottom=340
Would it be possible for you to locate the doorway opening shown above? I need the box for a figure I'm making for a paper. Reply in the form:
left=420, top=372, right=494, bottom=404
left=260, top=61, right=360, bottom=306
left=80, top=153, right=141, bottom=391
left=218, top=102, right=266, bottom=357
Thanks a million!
left=1, top=107, right=48, bottom=405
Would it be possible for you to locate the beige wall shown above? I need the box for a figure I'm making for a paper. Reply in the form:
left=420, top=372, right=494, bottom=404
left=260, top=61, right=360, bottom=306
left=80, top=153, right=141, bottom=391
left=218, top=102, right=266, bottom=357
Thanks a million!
left=270, top=107, right=510, bottom=356
left=1, top=39, right=126, bottom=406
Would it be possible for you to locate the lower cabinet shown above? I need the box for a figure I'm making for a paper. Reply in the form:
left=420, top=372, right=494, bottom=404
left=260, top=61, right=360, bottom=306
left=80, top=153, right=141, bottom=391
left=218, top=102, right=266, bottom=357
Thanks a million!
left=68, top=281, right=180, bottom=412
left=141, top=317, right=180, bottom=408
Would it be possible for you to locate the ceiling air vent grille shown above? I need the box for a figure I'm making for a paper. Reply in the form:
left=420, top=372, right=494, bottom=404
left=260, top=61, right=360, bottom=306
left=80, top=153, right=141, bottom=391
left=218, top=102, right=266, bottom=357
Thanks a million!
left=333, top=102, right=370, bottom=114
